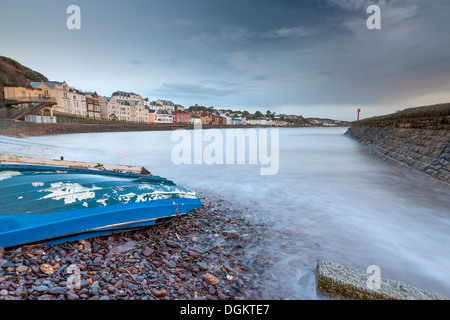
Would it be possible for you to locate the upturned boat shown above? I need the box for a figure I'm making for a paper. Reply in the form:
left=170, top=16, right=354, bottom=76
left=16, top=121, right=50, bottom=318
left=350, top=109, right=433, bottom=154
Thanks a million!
left=0, top=155, right=201, bottom=248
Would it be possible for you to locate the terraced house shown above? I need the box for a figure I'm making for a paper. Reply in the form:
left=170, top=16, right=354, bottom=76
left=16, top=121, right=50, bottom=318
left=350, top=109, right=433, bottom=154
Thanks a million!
left=155, top=99, right=176, bottom=113
left=115, top=99, right=132, bottom=122
left=68, top=90, right=87, bottom=117
left=110, top=90, right=148, bottom=123
left=84, top=92, right=101, bottom=119
left=99, top=96, right=119, bottom=121
left=112, top=90, right=142, bottom=102
left=132, top=100, right=148, bottom=123
left=29, top=81, right=71, bottom=114
left=148, top=110, right=173, bottom=124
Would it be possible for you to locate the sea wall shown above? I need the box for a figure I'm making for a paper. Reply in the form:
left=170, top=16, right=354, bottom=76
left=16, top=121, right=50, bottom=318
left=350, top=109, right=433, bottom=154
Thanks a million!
left=345, top=104, right=450, bottom=184
left=0, top=119, right=194, bottom=137
left=316, top=261, right=445, bottom=300
left=0, top=119, right=257, bottom=138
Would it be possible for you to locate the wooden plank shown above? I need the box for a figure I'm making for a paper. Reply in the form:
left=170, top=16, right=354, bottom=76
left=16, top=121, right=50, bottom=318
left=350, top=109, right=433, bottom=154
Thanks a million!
left=0, top=154, right=151, bottom=176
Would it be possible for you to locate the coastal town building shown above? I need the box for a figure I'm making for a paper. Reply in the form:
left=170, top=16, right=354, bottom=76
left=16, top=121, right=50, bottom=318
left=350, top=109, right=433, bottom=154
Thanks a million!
left=143, top=100, right=160, bottom=111
left=247, top=119, right=274, bottom=126
left=190, top=115, right=201, bottom=125
left=3, top=82, right=319, bottom=127
left=98, top=96, right=110, bottom=120
left=148, top=111, right=173, bottom=124
left=212, top=116, right=227, bottom=125
left=115, top=99, right=132, bottom=122
left=131, top=100, right=148, bottom=123
left=99, top=96, right=125, bottom=121
left=110, top=91, right=148, bottom=123
left=231, top=117, right=246, bottom=125
left=3, top=86, right=45, bottom=106
left=175, top=105, right=185, bottom=112
left=156, top=99, right=176, bottom=113
left=84, top=92, right=101, bottom=119
left=200, top=113, right=212, bottom=125
left=29, top=81, right=71, bottom=114
left=173, top=112, right=191, bottom=124
left=68, top=91, right=87, bottom=117
left=112, top=91, right=142, bottom=102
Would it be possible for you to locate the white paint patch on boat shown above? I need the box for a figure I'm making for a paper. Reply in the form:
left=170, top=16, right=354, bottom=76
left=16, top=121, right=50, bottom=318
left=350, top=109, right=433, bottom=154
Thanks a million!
left=96, top=199, right=108, bottom=206
left=116, top=191, right=196, bottom=203
left=117, top=192, right=137, bottom=204
left=138, top=184, right=198, bottom=198
left=82, top=202, right=88, bottom=207
left=38, top=182, right=101, bottom=204
left=32, top=182, right=45, bottom=187
left=0, top=171, right=22, bottom=181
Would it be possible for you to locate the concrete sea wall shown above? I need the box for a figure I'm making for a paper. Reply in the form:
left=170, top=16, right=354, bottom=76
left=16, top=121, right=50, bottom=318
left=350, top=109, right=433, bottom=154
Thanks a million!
left=345, top=104, right=450, bottom=184
left=0, top=119, right=258, bottom=138
left=0, top=119, right=194, bottom=137
left=316, top=261, right=445, bottom=300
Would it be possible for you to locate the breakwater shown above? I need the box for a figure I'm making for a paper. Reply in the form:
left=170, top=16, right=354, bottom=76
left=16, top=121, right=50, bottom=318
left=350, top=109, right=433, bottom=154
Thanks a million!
left=345, top=103, right=450, bottom=184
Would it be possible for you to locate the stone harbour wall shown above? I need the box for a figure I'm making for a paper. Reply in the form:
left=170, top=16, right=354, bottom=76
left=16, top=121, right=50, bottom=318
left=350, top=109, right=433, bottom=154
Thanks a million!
left=0, top=119, right=189, bottom=137
left=316, top=261, right=445, bottom=300
left=0, top=119, right=255, bottom=138
left=345, top=105, right=450, bottom=184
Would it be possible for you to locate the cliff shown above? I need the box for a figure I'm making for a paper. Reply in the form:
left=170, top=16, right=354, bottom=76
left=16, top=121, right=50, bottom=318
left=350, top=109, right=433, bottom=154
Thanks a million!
left=0, top=56, right=48, bottom=101
left=345, top=103, right=450, bottom=184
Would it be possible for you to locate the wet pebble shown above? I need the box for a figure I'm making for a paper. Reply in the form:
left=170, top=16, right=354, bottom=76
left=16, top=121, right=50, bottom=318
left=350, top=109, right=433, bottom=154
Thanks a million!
left=0, top=194, right=269, bottom=300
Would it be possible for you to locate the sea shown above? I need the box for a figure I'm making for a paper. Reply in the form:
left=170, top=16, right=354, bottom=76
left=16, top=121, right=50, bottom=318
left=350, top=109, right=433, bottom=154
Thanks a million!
left=1, top=127, right=449, bottom=299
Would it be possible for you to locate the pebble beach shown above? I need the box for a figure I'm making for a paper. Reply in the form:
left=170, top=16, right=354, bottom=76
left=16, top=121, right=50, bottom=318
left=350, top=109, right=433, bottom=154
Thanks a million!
left=0, top=193, right=275, bottom=301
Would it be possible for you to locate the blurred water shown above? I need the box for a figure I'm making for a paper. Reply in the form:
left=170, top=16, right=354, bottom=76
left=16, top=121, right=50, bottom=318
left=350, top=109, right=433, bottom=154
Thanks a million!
left=2, top=127, right=449, bottom=299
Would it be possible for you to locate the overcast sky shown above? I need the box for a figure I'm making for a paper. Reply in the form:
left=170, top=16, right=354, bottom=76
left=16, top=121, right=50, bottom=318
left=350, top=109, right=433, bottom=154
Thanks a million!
left=1, top=0, right=450, bottom=120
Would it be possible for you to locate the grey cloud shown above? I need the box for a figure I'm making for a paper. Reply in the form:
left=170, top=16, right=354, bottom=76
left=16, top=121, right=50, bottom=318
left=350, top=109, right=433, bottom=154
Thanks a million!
left=327, top=0, right=372, bottom=11
left=130, top=59, right=143, bottom=65
left=153, top=83, right=234, bottom=98
left=263, top=26, right=319, bottom=38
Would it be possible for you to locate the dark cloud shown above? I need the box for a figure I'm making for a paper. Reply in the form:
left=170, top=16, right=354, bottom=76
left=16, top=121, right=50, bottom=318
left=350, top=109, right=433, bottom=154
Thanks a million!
left=152, top=83, right=235, bottom=99
left=130, top=60, right=143, bottom=65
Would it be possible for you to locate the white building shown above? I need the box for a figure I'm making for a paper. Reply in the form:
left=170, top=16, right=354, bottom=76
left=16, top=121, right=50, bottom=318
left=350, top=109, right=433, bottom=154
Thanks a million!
left=156, top=99, right=176, bottom=113
left=143, top=100, right=161, bottom=111
left=130, top=100, right=148, bottom=123
left=149, top=111, right=173, bottom=124
left=112, top=91, right=142, bottom=102
left=67, top=91, right=87, bottom=117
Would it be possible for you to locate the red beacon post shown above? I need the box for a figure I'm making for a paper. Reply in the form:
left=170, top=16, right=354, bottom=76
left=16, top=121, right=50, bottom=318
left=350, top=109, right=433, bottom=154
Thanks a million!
left=357, top=108, right=361, bottom=121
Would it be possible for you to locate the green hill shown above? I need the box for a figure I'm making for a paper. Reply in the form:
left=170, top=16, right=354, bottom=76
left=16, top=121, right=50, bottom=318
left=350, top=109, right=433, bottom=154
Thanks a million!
left=0, top=56, right=48, bottom=101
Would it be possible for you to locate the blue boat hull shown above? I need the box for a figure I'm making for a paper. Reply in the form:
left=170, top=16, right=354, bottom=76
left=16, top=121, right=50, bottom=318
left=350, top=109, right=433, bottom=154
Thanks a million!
left=0, top=163, right=201, bottom=248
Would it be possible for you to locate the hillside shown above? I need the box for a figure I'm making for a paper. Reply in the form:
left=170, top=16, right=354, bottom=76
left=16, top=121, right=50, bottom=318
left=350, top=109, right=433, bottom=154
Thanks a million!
left=353, top=103, right=450, bottom=127
left=0, top=56, right=48, bottom=101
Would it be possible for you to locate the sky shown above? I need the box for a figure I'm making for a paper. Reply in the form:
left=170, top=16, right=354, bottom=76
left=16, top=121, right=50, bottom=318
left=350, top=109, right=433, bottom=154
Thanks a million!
left=1, top=0, right=450, bottom=120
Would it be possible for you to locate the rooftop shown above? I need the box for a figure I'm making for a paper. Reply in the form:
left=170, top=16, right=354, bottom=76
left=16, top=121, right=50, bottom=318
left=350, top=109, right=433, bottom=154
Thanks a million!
left=30, top=81, right=64, bottom=89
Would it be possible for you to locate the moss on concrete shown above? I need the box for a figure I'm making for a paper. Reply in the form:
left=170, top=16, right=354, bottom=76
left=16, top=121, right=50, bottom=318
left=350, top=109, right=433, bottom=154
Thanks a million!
left=316, top=261, right=446, bottom=300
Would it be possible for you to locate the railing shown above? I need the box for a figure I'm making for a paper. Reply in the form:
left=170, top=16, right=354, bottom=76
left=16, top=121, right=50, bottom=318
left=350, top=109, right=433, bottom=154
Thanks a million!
left=4, top=96, right=57, bottom=103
